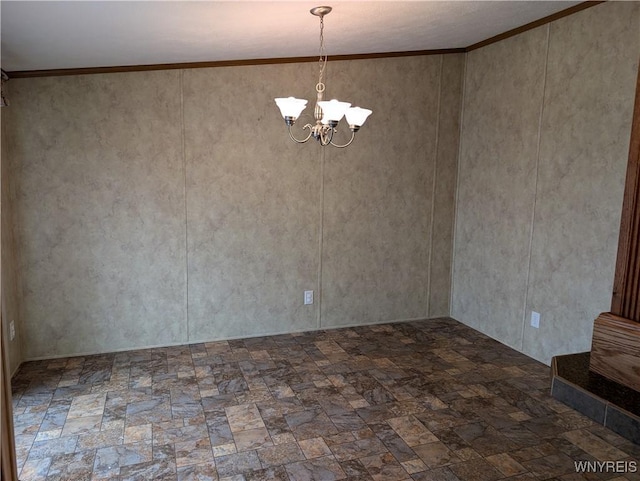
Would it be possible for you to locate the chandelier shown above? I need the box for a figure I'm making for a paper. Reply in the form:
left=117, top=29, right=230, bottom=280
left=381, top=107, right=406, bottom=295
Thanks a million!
left=274, top=6, right=372, bottom=148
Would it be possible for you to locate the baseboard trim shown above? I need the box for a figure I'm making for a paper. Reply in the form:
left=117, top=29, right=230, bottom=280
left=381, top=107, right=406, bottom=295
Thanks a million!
left=19, top=315, right=450, bottom=364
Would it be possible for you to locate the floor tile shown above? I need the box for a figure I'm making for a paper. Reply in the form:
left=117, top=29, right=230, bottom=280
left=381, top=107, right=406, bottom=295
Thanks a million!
left=176, top=461, right=217, bottom=481
left=360, top=451, right=411, bottom=480
left=68, top=393, right=107, bottom=418
left=214, top=451, right=261, bottom=478
left=46, top=449, right=96, bottom=481
left=233, top=427, right=272, bottom=452
left=298, top=437, right=333, bottom=459
left=10, top=318, right=639, bottom=481
left=387, top=415, right=438, bottom=447
left=119, top=458, right=178, bottom=481
left=448, top=458, right=504, bottom=481
left=256, top=441, right=305, bottom=467
left=93, top=441, right=153, bottom=477
left=484, top=452, right=527, bottom=477
left=284, top=455, right=346, bottom=481
left=61, top=414, right=103, bottom=436
left=412, top=441, right=461, bottom=468
left=175, top=438, right=214, bottom=467
left=225, top=404, right=265, bottom=432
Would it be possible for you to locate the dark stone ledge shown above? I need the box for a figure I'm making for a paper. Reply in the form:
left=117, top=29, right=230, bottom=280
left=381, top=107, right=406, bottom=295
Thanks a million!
left=551, top=352, right=640, bottom=445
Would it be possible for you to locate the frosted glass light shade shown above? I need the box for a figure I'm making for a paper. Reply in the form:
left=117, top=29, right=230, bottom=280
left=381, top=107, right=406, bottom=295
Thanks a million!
left=317, top=99, right=351, bottom=122
left=345, top=107, right=372, bottom=127
left=275, top=97, right=308, bottom=119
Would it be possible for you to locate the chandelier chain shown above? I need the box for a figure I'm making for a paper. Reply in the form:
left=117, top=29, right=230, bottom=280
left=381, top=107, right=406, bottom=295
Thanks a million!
left=317, top=15, right=327, bottom=94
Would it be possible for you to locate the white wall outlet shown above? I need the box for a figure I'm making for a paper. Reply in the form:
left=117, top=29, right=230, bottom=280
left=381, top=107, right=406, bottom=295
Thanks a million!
left=530, top=311, right=540, bottom=329
left=9, top=320, right=15, bottom=341
left=304, top=290, right=314, bottom=305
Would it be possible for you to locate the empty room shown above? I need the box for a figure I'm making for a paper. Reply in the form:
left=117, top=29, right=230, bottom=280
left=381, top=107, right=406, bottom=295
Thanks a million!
left=1, top=1, right=639, bottom=480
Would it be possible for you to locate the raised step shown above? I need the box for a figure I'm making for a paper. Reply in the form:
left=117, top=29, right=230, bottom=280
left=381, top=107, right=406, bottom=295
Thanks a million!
left=551, top=352, right=640, bottom=444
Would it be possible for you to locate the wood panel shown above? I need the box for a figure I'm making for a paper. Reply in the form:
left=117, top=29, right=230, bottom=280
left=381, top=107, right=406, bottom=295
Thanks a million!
left=1, top=315, right=19, bottom=480
left=611, top=63, right=640, bottom=322
left=590, top=312, right=640, bottom=392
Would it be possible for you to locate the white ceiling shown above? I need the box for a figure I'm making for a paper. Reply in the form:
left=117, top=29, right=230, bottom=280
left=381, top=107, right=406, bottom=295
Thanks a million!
left=1, top=1, right=581, bottom=73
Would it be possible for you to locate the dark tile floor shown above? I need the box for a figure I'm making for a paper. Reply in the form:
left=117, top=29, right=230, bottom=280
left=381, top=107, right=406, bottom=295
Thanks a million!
left=11, top=318, right=640, bottom=481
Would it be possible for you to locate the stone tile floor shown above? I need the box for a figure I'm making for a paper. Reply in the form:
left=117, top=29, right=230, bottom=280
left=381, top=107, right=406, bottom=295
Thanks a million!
left=11, top=318, right=640, bottom=481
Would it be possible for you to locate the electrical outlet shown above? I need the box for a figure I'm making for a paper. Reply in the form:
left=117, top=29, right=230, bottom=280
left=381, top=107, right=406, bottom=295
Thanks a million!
left=530, top=311, right=540, bottom=329
left=304, top=290, right=314, bottom=305
left=9, top=320, right=15, bottom=341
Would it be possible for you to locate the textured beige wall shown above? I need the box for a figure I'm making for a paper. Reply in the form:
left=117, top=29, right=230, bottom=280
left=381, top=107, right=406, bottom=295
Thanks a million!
left=9, top=72, right=188, bottom=360
left=321, top=56, right=440, bottom=327
left=7, top=55, right=462, bottom=360
left=453, top=26, right=547, bottom=349
left=429, top=54, right=464, bottom=317
left=523, top=2, right=640, bottom=363
left=183, top=64, right=320, bottom=340
left=1, top=87, right=24, bottom=374
left=453, top=2, right=640, bottom=364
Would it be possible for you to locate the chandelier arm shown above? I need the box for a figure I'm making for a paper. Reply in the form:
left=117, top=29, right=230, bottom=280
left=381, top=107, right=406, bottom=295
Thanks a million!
left=329, top=130, right=357, bottom=149
left=287, top=124, right=314, bottom=144
left=318, top=125, right=335, bottom=146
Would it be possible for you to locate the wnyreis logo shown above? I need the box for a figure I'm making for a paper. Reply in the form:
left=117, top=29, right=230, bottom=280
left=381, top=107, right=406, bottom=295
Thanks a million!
left=574, top=460, right=637, bottom=473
